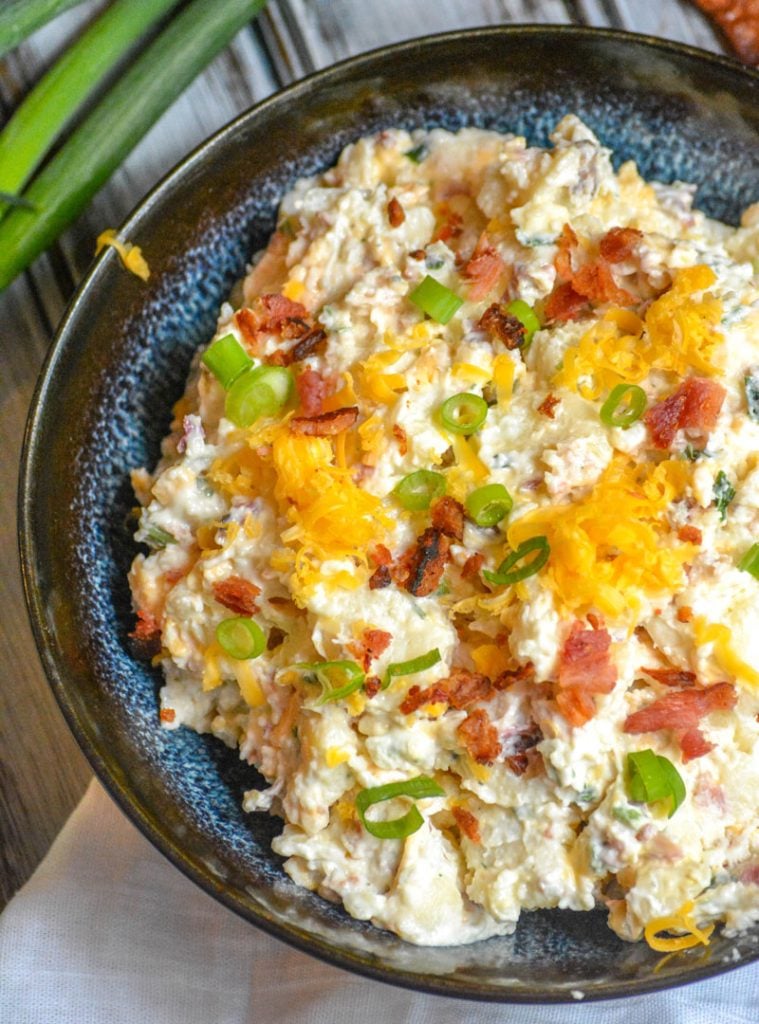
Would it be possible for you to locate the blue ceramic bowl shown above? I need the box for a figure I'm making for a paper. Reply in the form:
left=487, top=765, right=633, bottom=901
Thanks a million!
left=20, top=26, right=759, bottom=1002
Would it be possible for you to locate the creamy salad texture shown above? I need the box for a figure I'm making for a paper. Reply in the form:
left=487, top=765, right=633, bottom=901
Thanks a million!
left=128, top=116, right=759, bottom=949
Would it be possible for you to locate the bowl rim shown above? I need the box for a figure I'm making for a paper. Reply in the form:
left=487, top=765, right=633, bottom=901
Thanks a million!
left=18, top=23, right=759, bottom=1003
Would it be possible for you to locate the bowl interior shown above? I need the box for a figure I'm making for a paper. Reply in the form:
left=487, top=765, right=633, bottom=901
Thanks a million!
left=21, top=27, right=759, bottom=1001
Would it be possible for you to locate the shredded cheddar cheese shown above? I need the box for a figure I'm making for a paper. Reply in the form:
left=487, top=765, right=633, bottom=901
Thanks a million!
left=644, top=901, right=714, bottom=952
left=95, top=229, right=150, bottom=280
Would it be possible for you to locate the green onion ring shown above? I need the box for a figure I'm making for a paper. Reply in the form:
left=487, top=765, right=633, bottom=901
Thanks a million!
left=202, top=333, right=252, bottom=389
left=627, top=749, right=685, bottom=818
left=356, top=775, right=445, bottom=839
left=225, top=364, right=293, bottom=428
left=384, top=648, right=441, bottom=690
left=216, top=617, right=266, bottom=660
left=465, top=483, right=513, bottom=527
left=394, top=469, right=446, bottom=511
left=408, top=275, right=463, bottom=324
left=738, top=542, right=759, bottom=579
left=483, top=536, right=550, bottom=586
left=439, top=392, right=488, bottom=435
left=600, top=383, right=647, bottom=429
left=295, top=660, right=365, bottom=704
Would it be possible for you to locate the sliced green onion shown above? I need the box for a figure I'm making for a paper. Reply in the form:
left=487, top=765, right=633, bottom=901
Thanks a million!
left=744, top=374, right=759, bottom=422
left=201, top=333, right=252, bottom=388
left=0, top=0, right=177, bottom=219
left=600, top=383, right=647, bottom=429
left=384, top=648, right=441, bottom=690
left=296, top=660, right=364, bottom=704
left=626, top=749, right=685, bottom=818
left=506, top=299, right=540, bottom=348
left=465, top=483, right=513, bottom=527
left=713, top=470, right=735, bottom=522
left=225, top=365, right=293, bottom=428
left=145, top=524, right=176, bottom=549
left=409, top=275, right=463, bottom=324
left=216, top=617, right=265, bottom=661
left=738, top=542, right=759, bottom=579
left=356, top=775, right=444, bottom=839
left=0, top=0, right=268, bottom=291
left=483, top=536, right=550, bottom=586
left=439, top=392, right=488, bottom=435
left=404, top=143, right=428, bottom=164
left=394, top=470, right=446, bottom=511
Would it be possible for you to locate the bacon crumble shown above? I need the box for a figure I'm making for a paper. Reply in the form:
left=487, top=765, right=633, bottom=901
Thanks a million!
left=452, top=806, right=481, bottom=843
left=623, top=682, right=736, bottom=734
left=212, top=576, right=261, bottom=616
left=430, top=496, right=465, bottom=541
left=477, top=303, right=525, bottom=349
left=128, top=609, right=162, bottom=660
left=537, top=393, right=560, bottom=419
left=645, top=377, right=726, bottom=449
left=457, top=709, right=501, bottom=763
left=290, top=406, right=359, bottom=436
left=677, top=525, right=703, bottom=545
left=396, top=528, right=451, bottom=597
left=643, top=667, right=697, bottom=688
left=387, top=197, right=406, bottom=227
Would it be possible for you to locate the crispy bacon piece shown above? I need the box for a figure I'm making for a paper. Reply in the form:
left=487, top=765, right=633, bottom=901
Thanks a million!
left=599, top=226, right=643, bottom=264
left=623, top=682, right=736, bottom=733
left=544, top=280, right=588, bottom=323
left=555, top=622, right=617, bottom=727
left=537, top=393, right=560, bottom=419
left=128, top=609, right=162, bottom=660
left=351, top=628, right=393, bottom=672
left=295, top=368, right=330, bottom=417
left=554, top=223, right=578, bottom=279
left=586, top=611, right=604, bottom=630
left=409, top=248, right=426, bottom=261
left=461, top=552, right=485, bottom=580
left=290, top=406, right=358, bottom=436
left=645, top=377, right=726, bottom=448
left=457, top=708, right=501, bottom=763
left=463, top=235, right=506, bottom=301
left=288, top=325, right=327, bottom=364
left=234, top=307, right=259, bottom=349
left=392, top=424, right=408, bottom=455
left=267, top=626, right=286, bottom=651
left=399, top=528, right=451, bottom=597
left=493, top=663, right=535, bottom=689
left=370, top=544, right=393, bottom=567
left=452, top=806, right=481, bottom=843
left=212, top=576, right=261, bottom=616
left=643, top=667, right=697, bottom=688
left=572, top=260, right=634, bottom=306
left=693, top=0, right=759, bottom=65
left=677, top=606, right=694, bottom=623
left=434, top=211, right=463, bottom=243
left=364, top=676, right=382, bottom=698
left=160, top=708, right=176, bottom=723
left=431, top=496, right=465, bottom=541
left=506, top=753, right=529, bottom=775
left=387, top=197, right=405, bottom=227
left=477, top=303, right=525, bottom=348
left=368, top=565, right=391, bottom=590
left=400, top=668, right=492, bottom=714
left=678, top=525, right=703, bottom=545
left=679, top=727, right=715, bottom=762
left=558, top=623, right=617, bottom=692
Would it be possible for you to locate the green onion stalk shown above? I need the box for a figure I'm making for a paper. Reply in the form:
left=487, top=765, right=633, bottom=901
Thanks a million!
left=0, top=0, right=268, bottom=291
left=0, top=0, right=179, bottom=218
left=0, top=0, right=84, bottom=58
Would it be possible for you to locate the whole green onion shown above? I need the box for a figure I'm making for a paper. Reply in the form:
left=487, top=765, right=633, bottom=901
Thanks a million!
left=409, top=275, right=463, bottom=324
left=0, top=0, right=178, bottom=219
left=483, top=536, right=550, bottom=586
left=202, top=333, right=252, bottom=389
left=225, top=365, right=293, bottom=428
left=355, top=775, right=445, bottom=839
left=0, top=0, right=85, bottom=58
left=465, top=483, right=513, bottom=527
left=0, top=0, right=267, bottom=291
left=384, top=648, right=441, bottom=690
left=506, top=299, right=540, bottom=347
left=439, top=393, right=488, bottom=435
left=626, top=749, right=685, bottom=818
left=600, top=383, right=647, bottom=429
left=738, top=542, right=759, bottom=579
left=296, top=660, right=365, bottom=704
left=216, top=617, right=265, bottom=660
left=393, top=469, right=446, bottom=511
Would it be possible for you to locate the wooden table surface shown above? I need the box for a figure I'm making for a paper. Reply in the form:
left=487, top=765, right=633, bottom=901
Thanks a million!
left=0, top=0, right=729, bottom=909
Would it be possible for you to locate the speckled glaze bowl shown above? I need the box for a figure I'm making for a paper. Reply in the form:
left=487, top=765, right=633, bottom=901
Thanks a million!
left=20, top=26, right=759, bottom=1002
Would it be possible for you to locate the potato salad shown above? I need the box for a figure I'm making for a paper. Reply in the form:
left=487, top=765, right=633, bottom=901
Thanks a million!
left=128, top=116, right=759, bottom=948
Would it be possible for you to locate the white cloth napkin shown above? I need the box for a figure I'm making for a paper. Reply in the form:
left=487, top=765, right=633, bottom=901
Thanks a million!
left=1, top=781, right=756, bottom=1024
